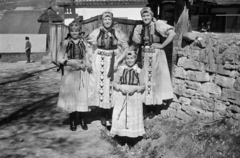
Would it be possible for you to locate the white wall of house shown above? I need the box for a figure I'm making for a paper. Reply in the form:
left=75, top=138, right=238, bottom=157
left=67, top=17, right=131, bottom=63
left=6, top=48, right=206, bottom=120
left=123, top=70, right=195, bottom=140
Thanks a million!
left=0, top=34, right=47, bottom=53
left=64, top=7, right=143, bottom=25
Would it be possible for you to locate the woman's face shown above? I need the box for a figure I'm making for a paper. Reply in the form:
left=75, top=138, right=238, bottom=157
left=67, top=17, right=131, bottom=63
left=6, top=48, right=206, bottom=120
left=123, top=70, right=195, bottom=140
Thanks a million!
left=142, top=13, right=152, bottom=25
left=102, top=17, right=112, bottom=29
left=70, top=29, right=80, bottom=40
left=126, top=55, right=136, bottom=67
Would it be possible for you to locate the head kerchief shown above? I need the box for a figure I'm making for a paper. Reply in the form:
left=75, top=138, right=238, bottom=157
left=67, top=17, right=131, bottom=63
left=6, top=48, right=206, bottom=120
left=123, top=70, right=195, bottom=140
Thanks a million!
left=126, top=51, right=137, bottom=58
left=102, top=11, right=113, bottom=19
left=69, top=20, right=81, bottom=31
left=140, top=7, right=153, bottom=17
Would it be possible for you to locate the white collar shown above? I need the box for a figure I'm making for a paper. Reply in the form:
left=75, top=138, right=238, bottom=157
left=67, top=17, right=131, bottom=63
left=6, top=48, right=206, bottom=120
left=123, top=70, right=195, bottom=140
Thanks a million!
left=122, top=64, right=141, bottom=73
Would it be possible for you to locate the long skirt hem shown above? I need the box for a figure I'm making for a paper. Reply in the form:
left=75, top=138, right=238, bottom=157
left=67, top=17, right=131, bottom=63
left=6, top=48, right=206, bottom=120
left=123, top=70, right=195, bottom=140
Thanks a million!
left=110, top=86, right=145, bottom=138
left=110, top=128, right=145, bottom=138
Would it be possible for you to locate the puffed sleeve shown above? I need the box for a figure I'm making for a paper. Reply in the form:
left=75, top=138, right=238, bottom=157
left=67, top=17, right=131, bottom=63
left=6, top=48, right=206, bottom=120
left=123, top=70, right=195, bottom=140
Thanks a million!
left=87, top=28, right=100, bottom=46
left=155, top=20, right=174, bottom=37
left=84, top=41, right=93, bottom=65
left=132, top=25, right=143, bottom=44
left=113, top=66, right=124, bottom=90
left=115, top=28, right=129, bottom=50
left=58, top=40, right=69, bottom=65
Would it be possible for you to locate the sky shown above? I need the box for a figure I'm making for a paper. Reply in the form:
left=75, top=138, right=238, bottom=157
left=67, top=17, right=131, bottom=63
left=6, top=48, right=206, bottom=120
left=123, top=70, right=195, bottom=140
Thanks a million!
left=65, top=7, right=143, bottom=25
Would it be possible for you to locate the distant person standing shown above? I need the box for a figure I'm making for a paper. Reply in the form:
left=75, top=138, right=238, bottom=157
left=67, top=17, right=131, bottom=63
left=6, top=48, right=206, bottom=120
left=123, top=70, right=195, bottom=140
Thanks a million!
left=25, top=36, right=31, bottom=63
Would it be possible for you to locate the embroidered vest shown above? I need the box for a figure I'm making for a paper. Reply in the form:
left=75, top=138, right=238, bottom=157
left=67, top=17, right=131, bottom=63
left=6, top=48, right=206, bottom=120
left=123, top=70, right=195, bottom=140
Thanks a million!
left=66, top=39, right=86, bottom=59
left=97, top=28, right=118, bottom=50
left=120, top=68, right=139, bottom=85
left=141, top=22, right=162, bottom=46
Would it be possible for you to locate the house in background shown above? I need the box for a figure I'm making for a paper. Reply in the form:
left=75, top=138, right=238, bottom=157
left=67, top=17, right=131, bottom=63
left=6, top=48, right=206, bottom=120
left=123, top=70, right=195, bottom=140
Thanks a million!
left=189, top=0, right=240, bottom=33
left=0, top=7, right=48, bottom=62
left=149, top=0, right=240, bottom=33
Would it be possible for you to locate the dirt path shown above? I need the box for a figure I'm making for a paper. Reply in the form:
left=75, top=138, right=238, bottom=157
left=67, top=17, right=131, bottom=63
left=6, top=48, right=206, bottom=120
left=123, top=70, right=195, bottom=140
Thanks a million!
left=0, top=62, right=118, bottom=158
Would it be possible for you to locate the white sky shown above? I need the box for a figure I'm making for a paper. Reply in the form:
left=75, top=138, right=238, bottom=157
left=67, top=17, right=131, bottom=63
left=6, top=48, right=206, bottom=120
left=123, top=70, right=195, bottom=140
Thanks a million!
left=65, top=8, right=142, bottom=25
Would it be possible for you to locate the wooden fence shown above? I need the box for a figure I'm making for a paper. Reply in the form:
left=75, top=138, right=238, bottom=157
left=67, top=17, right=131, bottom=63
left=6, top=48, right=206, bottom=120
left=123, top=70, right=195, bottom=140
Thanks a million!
left=49, top=23, right=69, bottom=65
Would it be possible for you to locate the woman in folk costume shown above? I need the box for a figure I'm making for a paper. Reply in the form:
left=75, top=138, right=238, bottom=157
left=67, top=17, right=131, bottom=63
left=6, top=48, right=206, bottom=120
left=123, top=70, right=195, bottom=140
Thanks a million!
left=110, top=51, right=145, bottom=139
left=132, top=7, right=176, bottom=119
left=87, top=11, right=129, bottom=126
left=57, top=20, right=91, bottom=131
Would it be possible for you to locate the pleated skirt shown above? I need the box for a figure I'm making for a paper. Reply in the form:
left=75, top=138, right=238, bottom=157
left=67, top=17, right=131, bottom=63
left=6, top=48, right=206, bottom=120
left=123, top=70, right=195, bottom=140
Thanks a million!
left=57, top=67, right=89, bottom=113
left=142, top=47, right=173, bottom=105
left=110, top=85, right=145, bottom=138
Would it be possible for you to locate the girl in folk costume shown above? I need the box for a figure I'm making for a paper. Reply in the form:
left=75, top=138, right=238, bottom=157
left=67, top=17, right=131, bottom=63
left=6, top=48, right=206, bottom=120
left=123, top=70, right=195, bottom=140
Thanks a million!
left=87, top=11, right=129, bottom=126
left=110, top=51, right=145, bottom=139
left=57, top=20, right=91, bottom=131
left=132, top=7, right=176, bottom=119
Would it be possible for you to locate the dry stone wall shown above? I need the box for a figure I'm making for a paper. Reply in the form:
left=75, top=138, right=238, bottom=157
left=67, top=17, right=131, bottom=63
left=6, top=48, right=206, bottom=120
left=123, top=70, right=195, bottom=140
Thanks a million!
left=164, top=33, right=240, bottom=123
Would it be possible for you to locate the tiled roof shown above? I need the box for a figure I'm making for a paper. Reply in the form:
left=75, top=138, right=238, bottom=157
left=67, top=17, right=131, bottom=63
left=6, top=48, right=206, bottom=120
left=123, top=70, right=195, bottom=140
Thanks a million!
left=56, top=0, right=148, bottom=6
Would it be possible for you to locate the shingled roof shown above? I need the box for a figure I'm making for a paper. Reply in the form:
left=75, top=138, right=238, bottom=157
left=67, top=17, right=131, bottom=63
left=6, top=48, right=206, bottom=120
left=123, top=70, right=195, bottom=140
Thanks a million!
left=38, top=6, right=63, bottom=23
left=56, top=0, right=148, bottom=6
left=0, top=10, right=43, bottom=34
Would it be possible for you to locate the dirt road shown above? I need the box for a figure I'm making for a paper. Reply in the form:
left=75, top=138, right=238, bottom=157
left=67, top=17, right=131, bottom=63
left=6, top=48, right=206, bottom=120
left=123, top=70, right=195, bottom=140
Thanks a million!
left=0, top=61, right=117, bottom=158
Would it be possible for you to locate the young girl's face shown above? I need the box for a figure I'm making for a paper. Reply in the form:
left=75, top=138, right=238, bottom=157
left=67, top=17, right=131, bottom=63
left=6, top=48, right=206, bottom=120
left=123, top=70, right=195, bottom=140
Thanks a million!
left=70, top=29, right=80, bottom=40
left=126, top=55, right=136, bottom=67
left=142, top=13, right=152, bottom=25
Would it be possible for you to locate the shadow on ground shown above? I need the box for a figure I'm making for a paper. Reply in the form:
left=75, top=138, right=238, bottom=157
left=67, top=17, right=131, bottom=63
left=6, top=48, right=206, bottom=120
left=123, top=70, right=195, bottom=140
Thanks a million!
left=0, top=68, right=116, bottom=158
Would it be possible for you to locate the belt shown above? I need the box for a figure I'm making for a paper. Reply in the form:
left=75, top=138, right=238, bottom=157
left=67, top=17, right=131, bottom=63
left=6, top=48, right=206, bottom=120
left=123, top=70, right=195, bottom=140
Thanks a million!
left=98, top=46, right=118, bottom=50
left=97, top=49, right=117, bottom=56
left=141, top=46, right=155, bottom=53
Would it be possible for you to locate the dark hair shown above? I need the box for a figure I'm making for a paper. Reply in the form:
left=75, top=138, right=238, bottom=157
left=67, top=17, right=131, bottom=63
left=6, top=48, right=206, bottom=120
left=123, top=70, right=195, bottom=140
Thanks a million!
left=64, top=33, right=71, bottom=40
left=25, top=37, right=29, bottom=40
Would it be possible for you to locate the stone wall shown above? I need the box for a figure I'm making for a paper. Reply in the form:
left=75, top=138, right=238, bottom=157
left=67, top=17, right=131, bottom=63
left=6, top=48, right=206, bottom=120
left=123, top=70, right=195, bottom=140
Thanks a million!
left=163, top=33, right=240, bottom=123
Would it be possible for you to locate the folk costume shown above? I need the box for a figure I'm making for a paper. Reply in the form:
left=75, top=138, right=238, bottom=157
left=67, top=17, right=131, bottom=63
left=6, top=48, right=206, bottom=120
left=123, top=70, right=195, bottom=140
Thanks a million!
left=132, top=7, right=174, bottom=108
left=110, top=51, right=145, bottom=138
left=87, top=11, right=129, bottom=126
left=57, top=21, right=91, bottom=131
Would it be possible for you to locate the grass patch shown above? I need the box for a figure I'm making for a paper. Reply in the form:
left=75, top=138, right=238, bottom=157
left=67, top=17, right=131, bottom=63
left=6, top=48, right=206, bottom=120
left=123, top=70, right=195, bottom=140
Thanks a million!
left=102, top=116, right=240, bottom=158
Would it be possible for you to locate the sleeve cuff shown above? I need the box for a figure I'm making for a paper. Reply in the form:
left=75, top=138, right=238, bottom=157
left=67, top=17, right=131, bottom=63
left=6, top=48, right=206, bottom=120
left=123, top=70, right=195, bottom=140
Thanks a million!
left=59, top=59, right=67, bottom=65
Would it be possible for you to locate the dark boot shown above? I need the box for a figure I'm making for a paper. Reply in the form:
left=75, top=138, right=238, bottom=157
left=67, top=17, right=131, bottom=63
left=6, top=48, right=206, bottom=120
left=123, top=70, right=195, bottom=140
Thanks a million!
left=79, top=112, right=88, bottom=130
left=100, top=108, right=107, bottom=126
left=143, top=104, right=149, bottom=119
left=148, top=106, right=156, bottom=119
left=107, top=108, right=113, bottom=125
left=70, top=112, right=77, bottom=131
